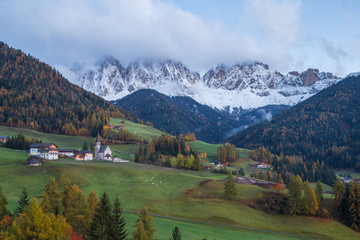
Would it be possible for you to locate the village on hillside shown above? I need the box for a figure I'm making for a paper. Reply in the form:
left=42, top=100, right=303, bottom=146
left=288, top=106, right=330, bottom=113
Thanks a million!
left=26, top=134, right=129, bottom=166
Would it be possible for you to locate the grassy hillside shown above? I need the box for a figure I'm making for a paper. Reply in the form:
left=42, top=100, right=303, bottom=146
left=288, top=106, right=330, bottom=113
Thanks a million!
left=0, top=149, right=359, bottom=239
left=110, top=118, right=165, bottom=141
left=188, top=140, right=253, bottom=168
left=0, top=126, right=93, bottom=148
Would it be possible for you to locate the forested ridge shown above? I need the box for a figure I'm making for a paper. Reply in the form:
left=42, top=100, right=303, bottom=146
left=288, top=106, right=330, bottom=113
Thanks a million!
left=114, top=89, right=241, bottom=143
left=229, top=75, right=360, bottom=170
left=0, top=42, right=131, bottom=136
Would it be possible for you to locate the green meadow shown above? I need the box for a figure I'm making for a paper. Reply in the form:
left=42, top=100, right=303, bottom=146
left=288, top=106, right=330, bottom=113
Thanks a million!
left=0, top=124, right=359, bottom=239
left=0, top=149, right=359, bottom=240
left=110, top=118, right=166, bottom=141
left=0, top=126, right=93, bottom=149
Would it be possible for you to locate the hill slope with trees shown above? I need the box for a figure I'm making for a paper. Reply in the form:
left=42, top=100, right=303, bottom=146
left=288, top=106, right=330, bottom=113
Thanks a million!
left=229, top=75, right=360, bottom=170
left=0, top=42, right=131, bottom=136
left=113, top=89, right=241, bottom=143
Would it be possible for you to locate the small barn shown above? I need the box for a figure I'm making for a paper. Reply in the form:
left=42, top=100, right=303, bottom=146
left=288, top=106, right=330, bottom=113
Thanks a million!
left=27, top=156, right=42, bottom=166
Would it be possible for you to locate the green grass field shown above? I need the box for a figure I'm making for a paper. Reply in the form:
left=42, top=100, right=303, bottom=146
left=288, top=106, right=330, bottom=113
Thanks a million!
left=1, top=126, right=359, bottom=239
left=110, top=118, right=166, bottom=141
left=0, top=151, right=359, bottom=240
left=188, top=141, right=250, bottom=162
left=337, top=170, right=360, bottom=179
left=0, top=126, right=93, bottom=149
left=0, top=147, right=28, bottom=165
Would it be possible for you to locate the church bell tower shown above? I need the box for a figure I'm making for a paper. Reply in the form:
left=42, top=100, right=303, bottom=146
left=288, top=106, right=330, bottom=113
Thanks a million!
left=95, top=133, right=101, bottom=158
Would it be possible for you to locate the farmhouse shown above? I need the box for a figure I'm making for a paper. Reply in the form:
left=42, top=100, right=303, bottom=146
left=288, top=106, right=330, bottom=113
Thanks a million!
left=257, top=162, right=271, bottom=168
left=95, top=134, right=112, bottom=160
left=27, top=156, right=42, bottom=166
left=58, top=149, right=75, bottom=158
left=29, top=143, right=58, bottom=155
left=0, top=136, right=8, bottom=143
left=74, top=150, right=93, bottom=161
left=29, top=143, right=59, bottom=160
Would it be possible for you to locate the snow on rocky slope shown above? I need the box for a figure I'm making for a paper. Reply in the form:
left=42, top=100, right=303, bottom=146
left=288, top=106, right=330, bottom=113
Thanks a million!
left=62, top=57, right=340, bottom=111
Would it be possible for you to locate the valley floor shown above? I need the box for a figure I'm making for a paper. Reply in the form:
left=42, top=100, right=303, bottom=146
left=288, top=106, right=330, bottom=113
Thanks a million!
left=1, top=147, right=359, bottom=240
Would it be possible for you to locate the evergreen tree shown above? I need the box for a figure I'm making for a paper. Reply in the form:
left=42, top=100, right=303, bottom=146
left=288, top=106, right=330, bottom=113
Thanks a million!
left=82, top=141, right=89, bottom=151
left=315, top=181, right=324, bottom=208
left=347, top=180, right=359, bottom=230
left=239, top=168, right=245, bottom=176
left=109, top=196, right=127, bottom=240
left=14, top=188, right=30, bottom=217
left=333, top=179, right=344, bottom=209
left=41, top=177, right=61, bottom=215
left=132, top=207, right=156, bottom=240
left=89, top=192, right=112, bottom=240
left=0, top=187, right=10, bottom=219
left=224, top=172, right=237, bottom=199
left=170, top=226, right=182, bottom=240
left=288, top=175, right=302, bottom=215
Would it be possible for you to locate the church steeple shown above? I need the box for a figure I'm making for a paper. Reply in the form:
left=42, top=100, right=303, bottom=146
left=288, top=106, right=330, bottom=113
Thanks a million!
left=95, top=133, right=101, bottom=158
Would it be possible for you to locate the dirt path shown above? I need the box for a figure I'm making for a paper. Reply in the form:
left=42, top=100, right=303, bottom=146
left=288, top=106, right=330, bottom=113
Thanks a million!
left=236, top=176, right=277, bottom=189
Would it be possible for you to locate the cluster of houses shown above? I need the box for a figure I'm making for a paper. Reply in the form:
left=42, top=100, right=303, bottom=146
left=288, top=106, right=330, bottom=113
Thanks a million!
left=27, top=134, right=129, bottom=166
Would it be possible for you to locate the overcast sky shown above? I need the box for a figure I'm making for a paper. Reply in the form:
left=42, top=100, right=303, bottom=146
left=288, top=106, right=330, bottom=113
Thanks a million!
left=0, top=0, right=359, bottom=76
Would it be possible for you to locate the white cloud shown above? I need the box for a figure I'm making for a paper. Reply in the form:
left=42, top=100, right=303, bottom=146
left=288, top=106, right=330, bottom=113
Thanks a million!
left=243, top=0, right=301, bottom=45
left=0, top=0, right=306, bottom=73
left=0, top=0, right=264, bottom=72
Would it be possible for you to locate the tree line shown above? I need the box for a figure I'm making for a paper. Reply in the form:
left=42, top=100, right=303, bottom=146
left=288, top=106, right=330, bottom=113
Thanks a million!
left=248, top=147, right=336, bottom=186
left=134, top=134, right=206, bottom=171
left=3, top=133, right=41, bottom=150
left=333, top=179, right=360, bottom=231
left=217, top=143, right=241, bottom=164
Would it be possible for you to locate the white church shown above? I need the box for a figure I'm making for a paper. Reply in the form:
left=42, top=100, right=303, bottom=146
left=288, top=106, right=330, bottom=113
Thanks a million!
left=95, top=134, right=112, bottom=160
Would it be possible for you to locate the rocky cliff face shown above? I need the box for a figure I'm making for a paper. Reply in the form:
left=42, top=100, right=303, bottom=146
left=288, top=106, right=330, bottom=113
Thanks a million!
left=64, top=58, right=340, bottom=111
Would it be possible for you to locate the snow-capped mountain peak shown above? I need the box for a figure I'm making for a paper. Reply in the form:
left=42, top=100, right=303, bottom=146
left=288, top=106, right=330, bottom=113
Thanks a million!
left=62, top=58, right=340, bottom=111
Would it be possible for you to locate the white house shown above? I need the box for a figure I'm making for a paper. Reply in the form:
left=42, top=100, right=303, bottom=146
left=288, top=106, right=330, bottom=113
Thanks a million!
left=95, top=134, right=112, bottom=160
left=29, top=143, right=58, bottom=156
left=74, top=150, right=93, bottom=161
left=257, top=162, right=271, bottom=168
left=58, top=149, right=75, bottom=158
left=39, top=147, right=58, bottom=160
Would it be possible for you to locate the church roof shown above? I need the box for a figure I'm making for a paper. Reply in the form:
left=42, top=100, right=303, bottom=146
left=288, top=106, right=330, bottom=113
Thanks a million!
left=96, top=133, right=100, bottom=143
left=99, top=145, right=110, bottom=153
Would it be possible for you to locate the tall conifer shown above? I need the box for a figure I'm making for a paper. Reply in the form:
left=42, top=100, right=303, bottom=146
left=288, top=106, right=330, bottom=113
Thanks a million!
left=14, top=188, right=30, bottom=217
left=89, top=192, right=112, bottom=240
left=109, top=196, right=127, bottom=240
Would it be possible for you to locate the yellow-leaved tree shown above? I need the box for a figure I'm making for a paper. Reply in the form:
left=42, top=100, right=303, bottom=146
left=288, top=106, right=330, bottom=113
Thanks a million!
left=10, top=198, right=71, bottom=239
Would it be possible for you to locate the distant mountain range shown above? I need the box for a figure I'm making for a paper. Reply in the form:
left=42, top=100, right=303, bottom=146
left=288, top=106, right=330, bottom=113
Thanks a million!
left=228, top=74, right=360, bottom=170
left=63, top=57, right=340, bottom=111
left=113, top=89, right=289, bottom=143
